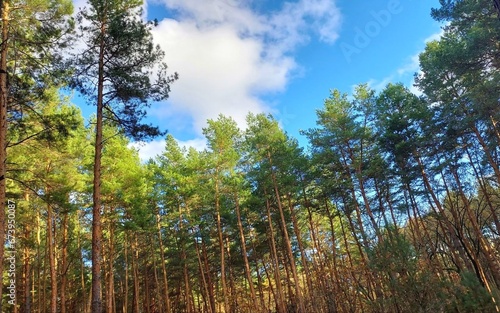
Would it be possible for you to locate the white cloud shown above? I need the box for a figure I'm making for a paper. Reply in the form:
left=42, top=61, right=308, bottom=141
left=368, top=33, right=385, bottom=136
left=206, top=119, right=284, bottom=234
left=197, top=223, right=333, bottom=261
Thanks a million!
left=129, top=137, right=207, bottom=161
left=129, top=140, right=166, bottom=161
left=397, top=54, right=419, bottom=76
left=149, top=0, right=342, bottom=132
left=424, top=28, right=445, bottom=43
left=177, top=138, right=207, bottom=151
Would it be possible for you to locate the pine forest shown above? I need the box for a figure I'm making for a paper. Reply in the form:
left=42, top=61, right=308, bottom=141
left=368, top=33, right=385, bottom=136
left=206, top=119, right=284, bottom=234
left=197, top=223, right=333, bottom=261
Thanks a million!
left=1, top=0, right=500, bottom=312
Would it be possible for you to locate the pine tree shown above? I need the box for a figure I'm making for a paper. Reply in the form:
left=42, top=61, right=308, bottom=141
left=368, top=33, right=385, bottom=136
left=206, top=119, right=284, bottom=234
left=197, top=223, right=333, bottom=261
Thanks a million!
left=71, top=0, right=177, bottom=310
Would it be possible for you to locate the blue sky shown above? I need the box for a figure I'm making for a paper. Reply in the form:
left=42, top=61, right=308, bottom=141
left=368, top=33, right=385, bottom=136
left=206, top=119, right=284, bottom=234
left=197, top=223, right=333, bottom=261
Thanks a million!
left=73, top=0, right=444, bottom=159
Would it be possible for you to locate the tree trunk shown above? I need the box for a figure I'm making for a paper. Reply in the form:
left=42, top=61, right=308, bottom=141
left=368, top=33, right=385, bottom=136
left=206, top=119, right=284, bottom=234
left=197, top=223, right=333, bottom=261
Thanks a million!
left=152, top=253, right=161, bottom=313
left=124, top=234, right=129, bottom=313
left=156, top=213, right=172, bottom=313
left=182, top=245, right=193, bottom=313
left=234, top=194, right=258, bottom=310
left=265, top=197, right=286, bottom=313
left=214, top=174, right=230, bottom=313
left=91, top=10, right=106, bottom=313
left=287, top=196, right=312, bottom=306
left=267, top=151, right=305, bottom=312
left=61, top=211, right=69, bottom=313
left=132, top=235, right=140, bottom=313
left=23, top=229, right=31, bottom=313
left=47, top=199, right=57, bottom=313
left=77, top=216, right=88, bottom=313
left=194, top=237, right=212, bottom=313
left=252, top=250, right=266, bottom=310
left=202, top=239, right=216, bottom=313
left=107, top=214, right=115, bottom=313
left=0, top=2, right=10, bottom=310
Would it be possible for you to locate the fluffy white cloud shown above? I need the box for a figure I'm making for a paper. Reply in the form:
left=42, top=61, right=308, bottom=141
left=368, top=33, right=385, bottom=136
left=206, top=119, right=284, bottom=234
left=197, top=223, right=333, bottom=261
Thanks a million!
left=129, top=137, right=207, bottom=161
left=129, top=140, right=166, bottom=161
left=149, top=0, right=342, bottom=132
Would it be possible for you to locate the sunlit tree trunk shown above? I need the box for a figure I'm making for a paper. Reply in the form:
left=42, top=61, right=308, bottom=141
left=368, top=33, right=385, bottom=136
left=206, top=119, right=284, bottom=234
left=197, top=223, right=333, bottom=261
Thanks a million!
left=0, top=3, right=10, bottom=309
left=214, top=170, right=230, bottom=313
left=91, top=6, right=106, bottom=311
left=156, top=213, right=172, bottom=313
left=234, top=195, right=259, bottom=310
left=194, top=237, right=212, bottom=313
left=46, top=197, right=57, bottom=313
left=106, top=211, right=115, bottom=313
left=202, top=239, right=216, bottom=313
left=132, top=235, right=140, bottom=313
left=60, top=211, right=69, bottom=313
left=22, top=197, right=31, bottom=313
left=124, top=234, right=129, bottom=313
left=287, top=195, right=313, bottom=305
left=268, top=151, right=305, bottom=312
left=266, top=197, right=286, bottom=313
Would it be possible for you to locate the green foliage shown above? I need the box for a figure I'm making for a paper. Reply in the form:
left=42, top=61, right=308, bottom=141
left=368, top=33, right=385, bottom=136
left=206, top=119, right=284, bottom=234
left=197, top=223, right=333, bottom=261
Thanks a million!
left=6, top=0, right=74, bottom=124
left=367, top=230, right=450, bottom=313
left=450, top=272, right=499, bottom=313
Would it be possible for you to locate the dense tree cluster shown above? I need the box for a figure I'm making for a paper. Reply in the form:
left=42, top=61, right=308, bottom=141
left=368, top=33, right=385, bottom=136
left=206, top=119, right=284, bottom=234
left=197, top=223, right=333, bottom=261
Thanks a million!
left=1, top=0, right=499, bottom=312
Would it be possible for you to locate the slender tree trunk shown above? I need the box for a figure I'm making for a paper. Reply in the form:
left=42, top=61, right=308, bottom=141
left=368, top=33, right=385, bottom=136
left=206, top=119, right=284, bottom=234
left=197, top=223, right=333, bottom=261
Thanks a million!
left=37, top=209, right=42, bottom=313
left=152, top=253, right=161, bottom=313
left=226, top=235, right=237, bottom=311
left=47, top=199, right=57, bottom=313
left=23, top=226, right=31, bottom=313
left=338, top=213, right=363, bottom=312
left=0, top=2, right=10, bottom=310
left=92, top=12, right=106, bottom=313
left=214, top=174, right=230, bottom=313
left=177, top=203, right=193, bottom=313
left=261, top=256, right=276, bottom=312
left=265, top=197, right=286, bottom=313
left=267, top=151, right=305, bottom=313
left=202, top=239, right=216, bottom=313
left=347, top=145, right=382, bottom=242
left=144, top=263, right=151, bottom=313
left=61, top=211, right=69, bottom=313
left=132, top=235, right=140, bottom=313
left=234, top=195, right=258, bottom=310
left=321, top=199, right=342, bottom=311
left=107, top=214, right=115, bottom=313
left=43, top=234, right=48, bottom=313
left=156, top=213, right=172, bottom=313
left=253, top=254, right=266, bottom=310
left=194, top=237, right=212, bottom=313
left=287, top=196, right=313, bottom=306
left=124, top=234, right=129, bottom=313
left=78, top=216, right=88, bottom=313
left=182, top=245, right=193, bottom=313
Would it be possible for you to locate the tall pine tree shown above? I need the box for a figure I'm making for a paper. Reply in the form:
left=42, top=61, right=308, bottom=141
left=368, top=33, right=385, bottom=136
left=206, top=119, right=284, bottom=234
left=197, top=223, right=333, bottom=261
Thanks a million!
left=72, top=0, right=177, bottom=311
